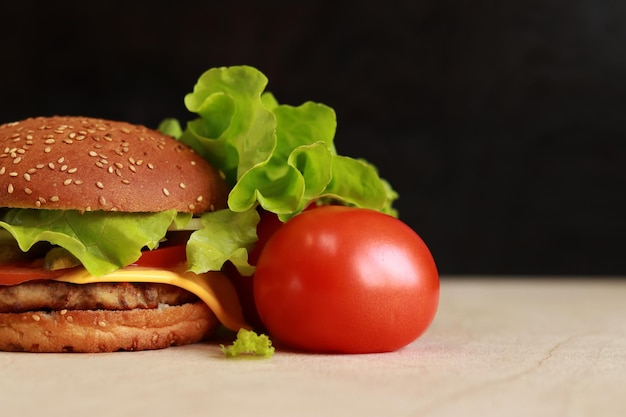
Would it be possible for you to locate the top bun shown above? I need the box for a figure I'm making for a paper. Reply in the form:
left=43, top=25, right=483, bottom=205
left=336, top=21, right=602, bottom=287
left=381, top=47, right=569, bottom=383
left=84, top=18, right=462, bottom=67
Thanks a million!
left=0, top=116, right=228, bottom=214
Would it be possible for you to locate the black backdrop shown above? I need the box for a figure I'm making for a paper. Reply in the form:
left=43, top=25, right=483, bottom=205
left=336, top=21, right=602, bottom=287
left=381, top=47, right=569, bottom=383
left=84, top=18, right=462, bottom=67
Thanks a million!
left=2, top=1, right=624, bottom=276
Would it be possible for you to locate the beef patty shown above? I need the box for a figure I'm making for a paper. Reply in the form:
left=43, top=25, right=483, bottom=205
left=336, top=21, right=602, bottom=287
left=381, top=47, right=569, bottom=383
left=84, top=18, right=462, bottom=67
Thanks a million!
left=0, top=281, right=198, bottom=313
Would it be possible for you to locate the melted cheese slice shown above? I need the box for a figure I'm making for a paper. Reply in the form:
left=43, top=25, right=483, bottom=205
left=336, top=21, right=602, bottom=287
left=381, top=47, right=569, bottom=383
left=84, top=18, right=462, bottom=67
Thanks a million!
left=54, top=266, right=249, bottom=332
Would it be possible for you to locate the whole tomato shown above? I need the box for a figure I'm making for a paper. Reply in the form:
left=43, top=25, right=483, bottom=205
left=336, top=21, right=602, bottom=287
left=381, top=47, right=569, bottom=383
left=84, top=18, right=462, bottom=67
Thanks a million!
left=254, top=205, right=439, bottom=353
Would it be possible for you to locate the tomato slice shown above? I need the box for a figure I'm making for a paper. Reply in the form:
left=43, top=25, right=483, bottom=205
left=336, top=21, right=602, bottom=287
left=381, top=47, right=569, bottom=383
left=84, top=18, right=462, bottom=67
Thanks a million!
left=0, top=264, right=71, bottom=285
left=131, top=244, right=187, bottom=269
left=0, top=244, right=187, bottom=286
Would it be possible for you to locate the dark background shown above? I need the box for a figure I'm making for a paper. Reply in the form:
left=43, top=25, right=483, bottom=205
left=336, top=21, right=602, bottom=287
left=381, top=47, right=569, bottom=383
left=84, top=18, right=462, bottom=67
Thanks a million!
left=1, top=1, right=624, bottom=276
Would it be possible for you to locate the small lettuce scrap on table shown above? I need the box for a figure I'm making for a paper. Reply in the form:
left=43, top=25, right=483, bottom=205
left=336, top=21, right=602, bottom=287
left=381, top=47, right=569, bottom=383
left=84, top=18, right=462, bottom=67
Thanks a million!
left=220, top=328, right=275, bottom=358
left=160, top=65, right=398, bottom=275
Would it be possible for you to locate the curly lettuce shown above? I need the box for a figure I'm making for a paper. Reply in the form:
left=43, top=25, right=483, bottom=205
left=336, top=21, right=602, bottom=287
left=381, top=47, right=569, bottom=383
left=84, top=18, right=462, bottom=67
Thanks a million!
left=168, top=65, right=397, bottom=221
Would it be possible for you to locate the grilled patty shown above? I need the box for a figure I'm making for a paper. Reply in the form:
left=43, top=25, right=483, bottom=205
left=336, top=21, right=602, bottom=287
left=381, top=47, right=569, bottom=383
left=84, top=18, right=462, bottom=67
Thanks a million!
left=0, top=281, right=198, bottom=313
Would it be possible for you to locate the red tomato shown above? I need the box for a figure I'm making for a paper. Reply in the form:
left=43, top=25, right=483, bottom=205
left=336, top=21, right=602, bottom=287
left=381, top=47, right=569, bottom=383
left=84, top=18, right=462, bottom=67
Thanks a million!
left=131, top=244, right=187, bottom=269
left=0, top=264, right=70, bottom=285
left=254, top=206, right=439, bottom=353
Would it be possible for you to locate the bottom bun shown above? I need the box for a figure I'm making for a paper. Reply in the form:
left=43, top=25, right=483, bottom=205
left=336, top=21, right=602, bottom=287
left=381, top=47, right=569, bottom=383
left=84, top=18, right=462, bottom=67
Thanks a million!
left=0, top=302, right=219, bottom=353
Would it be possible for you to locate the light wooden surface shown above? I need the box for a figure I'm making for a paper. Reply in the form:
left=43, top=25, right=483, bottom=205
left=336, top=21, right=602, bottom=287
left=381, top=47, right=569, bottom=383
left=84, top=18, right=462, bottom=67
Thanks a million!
left=2, top=278, right=625, bottom=417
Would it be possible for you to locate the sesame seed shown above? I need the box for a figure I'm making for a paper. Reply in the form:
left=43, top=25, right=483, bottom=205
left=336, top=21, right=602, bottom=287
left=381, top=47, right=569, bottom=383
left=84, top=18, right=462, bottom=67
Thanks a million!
left=95, top=161, right=104, bottom=168
left=179, top=182, right=186, bottom=189
left=8, top=184, right=14, bottom=193
left=163, top=188, right=170, bottom=196
left=68, top=167, right=78, bottom=173
left=13, top=157, right=22, bottom=164
left=23, top=173, right=31, bottom=181
left=9, top=171, right=17, bottom=177
left=121, top=127, right=130, bottom=133
left=50, top=196, right=60, bottom=202
left=129, top=165, right=137, bottom=173
left=88, top=151, right=98, bottom=157
left=74, top=180, right=84, bottom=185
left=121, top=179, right=130, bottom=184
left=188, top=204, right=196, bottom=211
left=114, top=162, right=123, bottom=169
left=98, top=321, right=107, bottom=327
left=32, top=314, right=41, bottom=322
left=35, top=200, right=41, bottom=207
left=44, top=147, right=52, bottom=153
left=44, top=138, right=55, bottom=144
left=128, top=157, right=136, bottom=164
left=60, top=309, right=68, bottom=315
left=147, top=163, right=154, bottom=170
left=190, top=161, right=197, bottom=166
left=196, top=196, right=203, bottom=202
left=48, top=162, right=55, bottom=169
left=66, top=315, right=74, bottom=323
left=24, top=187, right=32, bottom=194
left=0, top=167, right=4, bottom=175
left=27, top=168, right=36, bottom=174
left=63, top=179, right=72, bottom=185
left=96, top=181, right=104, bottom=189
left=36, top=164, right=45, bottom=169
left=58, top=157, right=65, bottom=163
left=99, top=196, right=106, bottom=205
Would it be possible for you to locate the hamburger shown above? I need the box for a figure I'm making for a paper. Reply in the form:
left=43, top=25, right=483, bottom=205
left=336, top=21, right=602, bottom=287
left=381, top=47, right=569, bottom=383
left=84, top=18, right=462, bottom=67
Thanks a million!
left=0, top=65, right=399, bottom=356
left=0, top=115, right=247, bottom=352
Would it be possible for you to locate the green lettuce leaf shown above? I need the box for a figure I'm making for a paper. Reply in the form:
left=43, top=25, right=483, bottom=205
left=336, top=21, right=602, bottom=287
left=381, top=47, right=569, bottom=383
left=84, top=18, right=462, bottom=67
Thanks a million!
left=175, top=65, right=397, bottom=221
left=186, top=208, right=259, bottom=276
left=179, top=66, right=277, bottom=186
left=0, top=209, right=178, bottom=276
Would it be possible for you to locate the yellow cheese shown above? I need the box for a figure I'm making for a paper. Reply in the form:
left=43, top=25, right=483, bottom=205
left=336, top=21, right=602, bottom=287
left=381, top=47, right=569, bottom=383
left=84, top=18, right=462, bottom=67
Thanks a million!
left=55, top=266, right=249, bottom=332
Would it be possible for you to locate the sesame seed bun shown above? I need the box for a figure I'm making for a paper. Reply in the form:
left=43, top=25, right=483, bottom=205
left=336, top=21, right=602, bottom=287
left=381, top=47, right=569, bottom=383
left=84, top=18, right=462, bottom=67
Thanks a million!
left=0, top=301, right=219, bottom=352
left=0, top=116, right=228, bottom=213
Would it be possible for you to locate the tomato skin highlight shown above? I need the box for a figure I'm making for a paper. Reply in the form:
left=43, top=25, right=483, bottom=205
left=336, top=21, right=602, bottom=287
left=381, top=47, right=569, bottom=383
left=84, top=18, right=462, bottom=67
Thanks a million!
left=254, top=206, right=439, bottom=354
